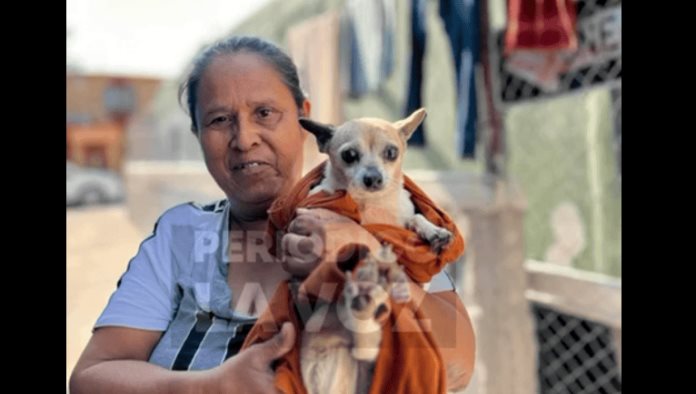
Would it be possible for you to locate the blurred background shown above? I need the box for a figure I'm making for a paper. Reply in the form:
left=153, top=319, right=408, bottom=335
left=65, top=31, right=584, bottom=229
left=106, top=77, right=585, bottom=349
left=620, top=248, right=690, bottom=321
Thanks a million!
left=66, top=0, right=621, bottom=392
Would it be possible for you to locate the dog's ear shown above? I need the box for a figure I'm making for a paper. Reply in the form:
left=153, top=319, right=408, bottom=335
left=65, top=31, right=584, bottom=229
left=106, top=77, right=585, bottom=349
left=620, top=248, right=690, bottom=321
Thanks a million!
left=393, top=108, right=427, bottom=141
left=299, top=118, right=335, bottom=153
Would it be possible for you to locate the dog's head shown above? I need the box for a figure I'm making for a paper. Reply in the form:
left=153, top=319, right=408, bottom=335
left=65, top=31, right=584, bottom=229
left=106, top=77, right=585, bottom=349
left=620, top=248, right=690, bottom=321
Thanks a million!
left=299, top=108, right=426, bottom=198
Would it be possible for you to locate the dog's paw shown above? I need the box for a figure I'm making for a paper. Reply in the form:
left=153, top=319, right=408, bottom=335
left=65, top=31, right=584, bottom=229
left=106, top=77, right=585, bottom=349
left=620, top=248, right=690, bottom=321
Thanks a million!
left=428, top=227, right=453, bottom=253
left=344, top=266, right=379, bottom=313
left=355, top=259, right=379, bottom=283
left=349, top=281, right=386, bottom=315
left=344, top=270, right=359, bottom=299
left=387, top=267, right=411, bottom=303
left=390, top=283, right=411, bottom=303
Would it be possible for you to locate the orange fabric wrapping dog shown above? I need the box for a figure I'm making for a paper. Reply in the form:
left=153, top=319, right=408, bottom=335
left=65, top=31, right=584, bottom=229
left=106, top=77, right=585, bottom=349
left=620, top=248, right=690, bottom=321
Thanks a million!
left=240, top=161, right=465, bottom=394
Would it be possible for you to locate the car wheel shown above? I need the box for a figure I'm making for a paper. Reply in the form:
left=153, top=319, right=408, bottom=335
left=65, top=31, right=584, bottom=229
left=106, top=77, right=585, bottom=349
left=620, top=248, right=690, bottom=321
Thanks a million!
left=80, top=187, right=106, bottom=205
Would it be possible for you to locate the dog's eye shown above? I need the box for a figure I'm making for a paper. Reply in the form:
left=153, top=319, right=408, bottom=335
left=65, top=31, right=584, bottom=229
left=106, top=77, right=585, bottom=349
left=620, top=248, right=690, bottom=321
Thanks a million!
left=341, top=149, right=360, bottom=164
left=384, top=145, right=399, bottom=162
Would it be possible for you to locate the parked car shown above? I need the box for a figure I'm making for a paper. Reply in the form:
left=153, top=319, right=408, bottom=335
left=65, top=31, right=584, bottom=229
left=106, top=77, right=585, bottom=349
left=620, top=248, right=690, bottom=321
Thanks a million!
left=66, top=161, right=125, bottom=206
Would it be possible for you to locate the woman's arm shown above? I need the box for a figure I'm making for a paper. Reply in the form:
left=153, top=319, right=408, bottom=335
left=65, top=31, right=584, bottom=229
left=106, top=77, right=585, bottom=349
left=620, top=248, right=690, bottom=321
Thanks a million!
left=70, top=323, right=296, bottom=394
left=405, top=284, right=476, bottom=390
left=70, top=327, right=196, bottom=394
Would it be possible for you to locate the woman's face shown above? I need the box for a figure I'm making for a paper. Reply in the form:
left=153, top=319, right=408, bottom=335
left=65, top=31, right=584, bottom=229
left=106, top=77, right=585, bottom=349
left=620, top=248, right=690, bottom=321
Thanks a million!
left=195, top=52, right=310, bottom=215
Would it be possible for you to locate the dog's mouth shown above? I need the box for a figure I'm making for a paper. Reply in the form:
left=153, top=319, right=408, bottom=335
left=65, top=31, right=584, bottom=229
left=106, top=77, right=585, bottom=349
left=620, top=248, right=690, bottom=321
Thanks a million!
left=362, top=184, right=385, bottom=192
left=231, top=161, right=270, bottom=170
left=351, top=180, right=388, bottom=194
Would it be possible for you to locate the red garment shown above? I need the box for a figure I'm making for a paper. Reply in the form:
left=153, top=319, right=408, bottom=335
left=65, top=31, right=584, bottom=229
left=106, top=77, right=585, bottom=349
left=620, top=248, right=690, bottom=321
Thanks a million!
left=505, top=0, right=579, bottom=53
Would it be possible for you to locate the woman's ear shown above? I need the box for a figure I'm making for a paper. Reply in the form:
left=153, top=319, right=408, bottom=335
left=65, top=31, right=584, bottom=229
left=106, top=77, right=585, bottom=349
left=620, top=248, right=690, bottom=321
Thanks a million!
left=301, top=99, right=312, bottom=118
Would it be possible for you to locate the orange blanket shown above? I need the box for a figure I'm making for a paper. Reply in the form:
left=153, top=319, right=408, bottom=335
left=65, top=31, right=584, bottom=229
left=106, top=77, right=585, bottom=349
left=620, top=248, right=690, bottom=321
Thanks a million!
left=241, top=162, right=465, bottom=393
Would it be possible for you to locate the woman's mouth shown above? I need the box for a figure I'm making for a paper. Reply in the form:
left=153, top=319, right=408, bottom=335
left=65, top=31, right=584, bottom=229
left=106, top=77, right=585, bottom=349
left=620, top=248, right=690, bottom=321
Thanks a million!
left=232, top=161, right=268, bottom=170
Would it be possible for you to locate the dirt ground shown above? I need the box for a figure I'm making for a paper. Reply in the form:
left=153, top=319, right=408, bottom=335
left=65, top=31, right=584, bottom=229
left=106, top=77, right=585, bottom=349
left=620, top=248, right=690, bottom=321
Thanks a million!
left=66, top=204, right=148, bottom=388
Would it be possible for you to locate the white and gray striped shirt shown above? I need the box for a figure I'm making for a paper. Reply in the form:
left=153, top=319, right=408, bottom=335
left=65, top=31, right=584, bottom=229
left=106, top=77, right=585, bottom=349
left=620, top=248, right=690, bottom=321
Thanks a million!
left=95, top=200, right=456, bottom=371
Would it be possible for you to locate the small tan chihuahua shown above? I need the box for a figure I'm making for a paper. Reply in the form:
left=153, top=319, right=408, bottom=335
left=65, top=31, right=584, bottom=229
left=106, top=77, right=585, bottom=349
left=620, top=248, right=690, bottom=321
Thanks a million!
left=299, top=108, right=452, bottom=251
left=295, top=109, right=453, bottom=394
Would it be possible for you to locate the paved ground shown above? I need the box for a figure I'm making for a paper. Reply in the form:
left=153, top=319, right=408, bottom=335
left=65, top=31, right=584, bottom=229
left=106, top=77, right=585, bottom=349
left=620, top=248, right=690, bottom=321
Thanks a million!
left=66, top=204, right=147, bottom=388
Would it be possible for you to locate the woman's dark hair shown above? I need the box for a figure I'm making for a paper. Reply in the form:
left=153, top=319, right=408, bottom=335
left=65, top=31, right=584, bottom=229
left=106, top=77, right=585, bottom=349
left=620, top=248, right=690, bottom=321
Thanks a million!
left=178, top=36, right=306, bottom=133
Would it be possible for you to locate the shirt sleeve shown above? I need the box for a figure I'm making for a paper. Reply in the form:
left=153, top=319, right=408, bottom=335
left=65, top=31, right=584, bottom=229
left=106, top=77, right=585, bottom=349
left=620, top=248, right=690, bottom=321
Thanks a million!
left=424, top=269, right=456, bottom=293
left=94, top=211, right=181, bottom=331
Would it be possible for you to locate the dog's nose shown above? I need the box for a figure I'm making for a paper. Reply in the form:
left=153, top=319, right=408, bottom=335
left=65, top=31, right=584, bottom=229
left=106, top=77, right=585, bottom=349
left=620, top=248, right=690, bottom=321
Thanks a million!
left=363, top=173, right=383, bottom=190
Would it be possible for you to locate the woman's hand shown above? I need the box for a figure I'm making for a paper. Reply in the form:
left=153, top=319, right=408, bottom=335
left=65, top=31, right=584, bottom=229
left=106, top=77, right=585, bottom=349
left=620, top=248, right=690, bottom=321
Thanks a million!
left=199, top=322, right=295, bottom=394
left=280, top=208, right=381, bottom=277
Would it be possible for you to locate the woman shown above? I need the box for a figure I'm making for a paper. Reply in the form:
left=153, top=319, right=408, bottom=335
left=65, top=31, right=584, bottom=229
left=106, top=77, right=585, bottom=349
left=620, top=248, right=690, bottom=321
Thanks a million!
left=70, top=36, right=474, bottom=393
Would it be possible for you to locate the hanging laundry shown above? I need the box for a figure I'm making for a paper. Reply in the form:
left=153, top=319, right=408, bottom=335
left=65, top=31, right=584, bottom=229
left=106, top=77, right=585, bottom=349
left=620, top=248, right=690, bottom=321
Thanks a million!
left=404, top=0, right=428, bottom=146
left=339, top=0, right=397, bottom=98
left=479, top=0, right=505, bottom=174
left=504, top=0, right=578, bottom=53
left=287, top=10, right=344, bottom=172
left=504, top=4, right=620, bottom=94
left=404, top=0, right=481, bottom=158
left=441, top=0, right=482, bottom=158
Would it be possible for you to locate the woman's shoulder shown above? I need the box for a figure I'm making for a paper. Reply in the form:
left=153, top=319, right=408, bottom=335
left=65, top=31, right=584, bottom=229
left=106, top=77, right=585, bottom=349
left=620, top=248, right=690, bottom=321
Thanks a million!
left=139, top=199, right=229, bottom=266
left=156, top=199, right=229, bottom=225
left=144, top=199, right=229, bottom=242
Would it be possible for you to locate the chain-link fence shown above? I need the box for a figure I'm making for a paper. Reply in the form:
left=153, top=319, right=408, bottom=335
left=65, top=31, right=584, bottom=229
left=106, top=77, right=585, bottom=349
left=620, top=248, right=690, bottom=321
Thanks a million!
left=533, top=304, right=621, bottom=394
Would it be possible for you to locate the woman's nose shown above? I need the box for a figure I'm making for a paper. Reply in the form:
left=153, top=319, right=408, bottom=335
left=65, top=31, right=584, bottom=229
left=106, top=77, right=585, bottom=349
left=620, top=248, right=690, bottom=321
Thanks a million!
left=230, top=118, right=262, bottom=151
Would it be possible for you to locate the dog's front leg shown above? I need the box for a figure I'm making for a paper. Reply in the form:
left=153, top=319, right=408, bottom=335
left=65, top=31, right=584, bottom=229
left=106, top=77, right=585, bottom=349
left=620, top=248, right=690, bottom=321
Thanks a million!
left=406, top=214, right=453, bottom=253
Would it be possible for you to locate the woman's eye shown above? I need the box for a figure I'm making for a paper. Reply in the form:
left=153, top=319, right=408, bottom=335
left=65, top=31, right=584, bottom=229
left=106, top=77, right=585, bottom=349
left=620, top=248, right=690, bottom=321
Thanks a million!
left=256, top=107, right=281, bottom=125
left=208, top=115, right=231, bottom=127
